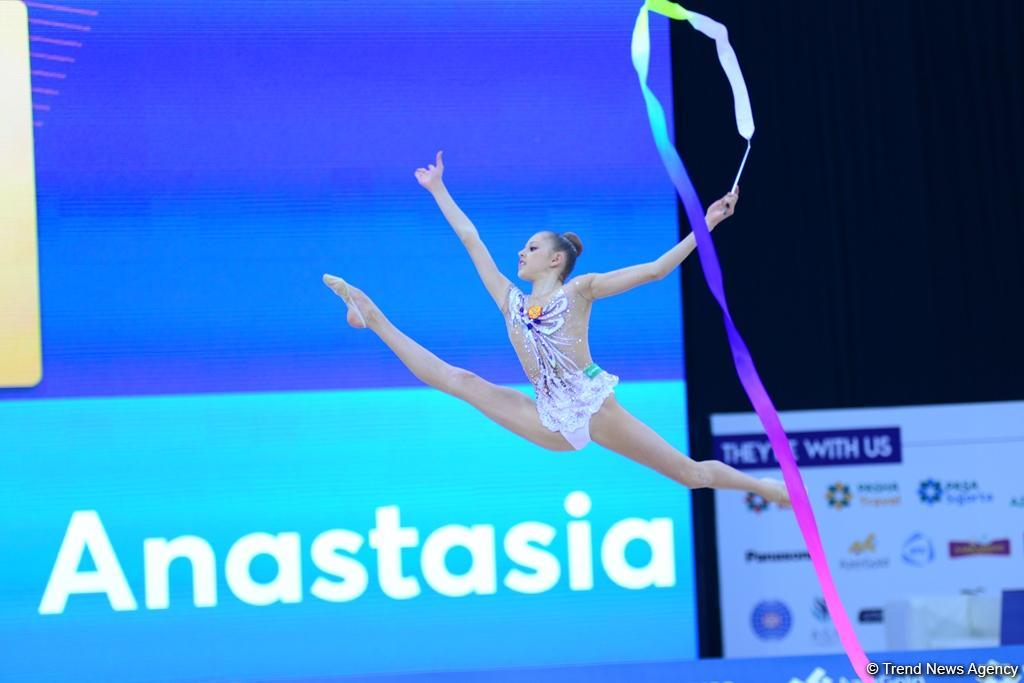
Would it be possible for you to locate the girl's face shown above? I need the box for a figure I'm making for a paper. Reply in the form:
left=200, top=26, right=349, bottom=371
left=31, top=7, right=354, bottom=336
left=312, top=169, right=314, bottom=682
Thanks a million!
left=517, top=232, right=560, bottom=281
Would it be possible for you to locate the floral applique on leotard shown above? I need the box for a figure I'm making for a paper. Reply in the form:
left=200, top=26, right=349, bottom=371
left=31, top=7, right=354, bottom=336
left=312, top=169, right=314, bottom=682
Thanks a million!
left=506, top=283, right=618, bottom=435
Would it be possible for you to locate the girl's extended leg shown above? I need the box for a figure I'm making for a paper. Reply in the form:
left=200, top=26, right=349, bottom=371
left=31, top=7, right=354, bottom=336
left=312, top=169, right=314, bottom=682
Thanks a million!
left=589, top=394, right=791, bottom=506
left=323, top=275, right=573, bottom=452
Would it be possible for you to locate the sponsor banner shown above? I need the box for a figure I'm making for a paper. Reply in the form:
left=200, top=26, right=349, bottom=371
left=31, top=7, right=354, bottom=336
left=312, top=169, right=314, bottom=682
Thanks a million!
left=713, top=401, right=1024, bottom=659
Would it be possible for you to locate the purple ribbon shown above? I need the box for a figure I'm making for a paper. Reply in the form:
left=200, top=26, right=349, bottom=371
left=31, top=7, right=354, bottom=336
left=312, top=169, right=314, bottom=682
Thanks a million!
left=632, top=4, right=873, bottom=681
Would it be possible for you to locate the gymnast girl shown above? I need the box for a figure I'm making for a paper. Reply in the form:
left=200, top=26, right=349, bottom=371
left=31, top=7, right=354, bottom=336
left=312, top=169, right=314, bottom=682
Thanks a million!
left=323, top=151, right=791, bottom=508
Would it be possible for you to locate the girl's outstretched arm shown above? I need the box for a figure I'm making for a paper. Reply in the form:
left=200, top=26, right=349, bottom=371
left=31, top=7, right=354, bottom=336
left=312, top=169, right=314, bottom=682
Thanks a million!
left=416, top=151, right=512, bottom=312
left=578, top=188, right=738, bottom=301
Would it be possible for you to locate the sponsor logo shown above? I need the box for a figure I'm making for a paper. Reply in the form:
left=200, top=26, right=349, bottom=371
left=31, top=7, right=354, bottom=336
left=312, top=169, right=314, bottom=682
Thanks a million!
left=811, top=597, right=829, bottom=622
left=751, top=600, right=792, bottom=640
left=918, top=478, right=942, bottom=504
left=918, top=478, right=994, bottom=506
left=855, top=481, right=901, bottom=507
left=949, top=538, right=1011, bottom=558
left=858, top=608, right=883, bottom=624
left=825, top=482, right=853, bottom=509
left=850, top=533, right=875, bottom=554
left=826, top=481, right=900, bottom=509
left=839, top=533, right=890, bottom=570
left=901, top=532, right=935, bottom=567
left=745, top=492, right=769, bottom=513
left=810, top=597, right=839, bottom=646
left=745, top=549, right=811, bottom=563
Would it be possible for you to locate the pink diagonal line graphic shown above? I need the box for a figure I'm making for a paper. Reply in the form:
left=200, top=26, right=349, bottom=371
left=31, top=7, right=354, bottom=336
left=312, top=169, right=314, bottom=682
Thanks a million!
left=32, top=69, right=67, bottom=79
left=25, top=2, right=99, bottom=16
left=28, top=17, right=92, bottom=32
left=31, top=52, right=76, bottom=63
left=30, top=35, right=83, bottom=47
left=31, top=86, right=60, bottom=96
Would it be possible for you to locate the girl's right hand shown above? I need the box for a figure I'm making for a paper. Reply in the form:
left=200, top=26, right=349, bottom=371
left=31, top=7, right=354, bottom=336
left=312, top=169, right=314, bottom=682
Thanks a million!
left=705, top=187, right=739, bottom=229
left=414, top=150, right=444, bottom=191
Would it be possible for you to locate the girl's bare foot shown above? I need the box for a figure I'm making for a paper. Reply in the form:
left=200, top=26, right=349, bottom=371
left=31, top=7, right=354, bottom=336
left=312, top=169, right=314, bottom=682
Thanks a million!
left=760, top=477, right=793, bottom=509
left=322, top=274, right=376, bottom=329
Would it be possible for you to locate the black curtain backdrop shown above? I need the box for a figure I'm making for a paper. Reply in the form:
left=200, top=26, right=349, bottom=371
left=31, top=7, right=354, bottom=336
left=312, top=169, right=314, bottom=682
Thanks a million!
left=668, top=1, right=1024, bottom=657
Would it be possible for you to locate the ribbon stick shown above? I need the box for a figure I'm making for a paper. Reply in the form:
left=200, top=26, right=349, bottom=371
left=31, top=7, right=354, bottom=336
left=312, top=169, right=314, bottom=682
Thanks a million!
left=632, top=3, right=874, bottom=682
left=732, top=141, right=751, bottom=194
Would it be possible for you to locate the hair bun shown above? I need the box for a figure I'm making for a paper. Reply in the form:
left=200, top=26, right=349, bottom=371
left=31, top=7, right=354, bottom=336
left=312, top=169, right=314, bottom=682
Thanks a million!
left=563, top=231, right=583, bottom=257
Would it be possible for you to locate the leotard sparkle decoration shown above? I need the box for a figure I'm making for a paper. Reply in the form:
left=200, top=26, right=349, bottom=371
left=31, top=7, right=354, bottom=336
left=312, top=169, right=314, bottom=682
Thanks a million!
left=632, top=2, right=873, bottom=681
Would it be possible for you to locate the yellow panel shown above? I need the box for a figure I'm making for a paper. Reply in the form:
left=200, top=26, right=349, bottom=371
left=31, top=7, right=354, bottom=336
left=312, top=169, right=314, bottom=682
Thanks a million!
left=0, top=1, right=42, bottom=388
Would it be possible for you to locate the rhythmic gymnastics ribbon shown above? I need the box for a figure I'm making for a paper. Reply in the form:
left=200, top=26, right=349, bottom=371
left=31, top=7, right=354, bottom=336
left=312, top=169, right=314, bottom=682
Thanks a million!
left=631, top=3, right=874, bottom=682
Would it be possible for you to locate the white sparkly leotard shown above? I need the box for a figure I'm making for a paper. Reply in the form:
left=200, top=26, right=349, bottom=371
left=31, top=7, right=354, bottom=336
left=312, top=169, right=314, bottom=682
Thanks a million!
left=504, top=279, right=619, bottom=448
